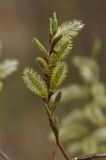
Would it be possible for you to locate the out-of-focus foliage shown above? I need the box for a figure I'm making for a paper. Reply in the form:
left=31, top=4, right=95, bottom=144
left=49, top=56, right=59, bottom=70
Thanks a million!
left=0, top=42, right=18, bottom=92
left=58, top=40, right=106, bottom=157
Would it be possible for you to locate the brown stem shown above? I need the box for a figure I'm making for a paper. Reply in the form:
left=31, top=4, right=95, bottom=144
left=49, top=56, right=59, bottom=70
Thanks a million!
left=49, top=117, right=70, bottom=160
left=51, top=143, right=57, bottom=160
left=56, top=138, right=70, bottom=160
left=74, top=153, right=106, bottom=160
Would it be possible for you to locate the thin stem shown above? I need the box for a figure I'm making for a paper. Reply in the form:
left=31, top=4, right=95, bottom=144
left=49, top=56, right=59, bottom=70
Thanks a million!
left=74, top=153, right=106, bottom=160
left=49, top=117, right=70, bottom=160
left=0, top=150, right=10, bottom=160
left=56, top=138, right=69, bottom=160
left=51, top=143, right=57, bottom=160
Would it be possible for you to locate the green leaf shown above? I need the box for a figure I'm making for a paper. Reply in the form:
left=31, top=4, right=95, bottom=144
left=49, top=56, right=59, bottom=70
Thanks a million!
left=45, top=104, right=51, bottom=119
left=23, top=67, right=48, bottom=99
left=54, top=117, right=59, bottom=136
left=33, top=37, right=49, bottom=57
left=54, top=91, right=62, bottom=106
left=50, top=91, right=62, bottom=112
left=50, top=62, right=68, bottom=90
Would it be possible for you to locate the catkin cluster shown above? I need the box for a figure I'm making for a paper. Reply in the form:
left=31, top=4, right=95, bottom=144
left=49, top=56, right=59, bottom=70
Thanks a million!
left=23, top=12, right=84, bottom=102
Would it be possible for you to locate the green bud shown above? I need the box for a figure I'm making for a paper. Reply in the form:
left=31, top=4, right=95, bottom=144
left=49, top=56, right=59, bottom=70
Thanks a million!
left=52, top=12, right=58, bottom=34
left=33, top=38, right=49, bottom=57
left=36, top=57, right=49, bottom=74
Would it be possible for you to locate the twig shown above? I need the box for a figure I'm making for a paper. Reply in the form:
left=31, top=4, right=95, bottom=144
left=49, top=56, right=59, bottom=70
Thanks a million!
left=51, top=143, right=57, bottom=160
left=73, top=153, right=106, bottom=160
left=0, top=149, right=10, bottom=160
left=56, top=138, right=69, bottom=160
left=49, top=117, right=70, bottom=160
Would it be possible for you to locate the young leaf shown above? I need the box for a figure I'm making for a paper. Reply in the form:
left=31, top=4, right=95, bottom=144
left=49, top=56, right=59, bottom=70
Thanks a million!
left=50, top=91, right=62, bottom=112
left=33, top=37, right=49, bottom=57
left=54, top=117, right=60, bottom=137
left=23, top=67, right=48, bottom=99
left=53, top=91, right=62, bottom=106
left=50, top=62, right=68, bottom=90
left=54, top=91, right=62, bottom=105
left=45, top=104, right=51, bottom=119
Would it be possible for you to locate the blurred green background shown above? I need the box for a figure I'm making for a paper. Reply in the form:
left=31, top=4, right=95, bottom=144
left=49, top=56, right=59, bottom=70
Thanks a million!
left=0, top=0, right=106, bottom=160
